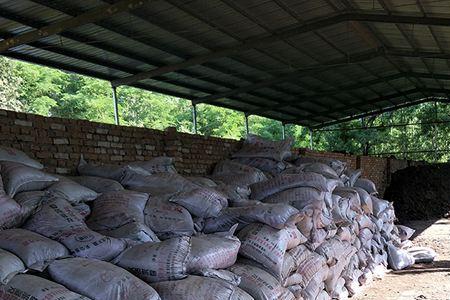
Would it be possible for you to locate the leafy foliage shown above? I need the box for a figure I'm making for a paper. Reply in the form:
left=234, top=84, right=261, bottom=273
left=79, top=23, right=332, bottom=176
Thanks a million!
left=0, top=57, right=23, bottom=111
left=1, top=57, right=449, bottom=162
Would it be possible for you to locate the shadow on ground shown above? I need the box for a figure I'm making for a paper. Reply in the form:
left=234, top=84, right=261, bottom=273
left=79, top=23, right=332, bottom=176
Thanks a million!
left=404, top=218, right=447, bottom=239
left=392, top=260, right=450, bottom=275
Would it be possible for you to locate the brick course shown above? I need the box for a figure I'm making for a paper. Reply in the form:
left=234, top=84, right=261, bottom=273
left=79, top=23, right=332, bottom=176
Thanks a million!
left=0, top=109, right=240, bottom=176
left=297, top=149, right=425, bottom=195
left=0, top=109, right=422, bottom=196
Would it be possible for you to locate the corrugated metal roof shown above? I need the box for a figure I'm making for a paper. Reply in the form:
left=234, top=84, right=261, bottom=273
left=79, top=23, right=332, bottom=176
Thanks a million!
left=1, top=0, right=450, bottom=128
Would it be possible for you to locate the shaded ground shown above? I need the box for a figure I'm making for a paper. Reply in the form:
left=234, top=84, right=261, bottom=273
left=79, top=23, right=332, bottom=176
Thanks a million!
left=355, top=219, right=450, bottom=300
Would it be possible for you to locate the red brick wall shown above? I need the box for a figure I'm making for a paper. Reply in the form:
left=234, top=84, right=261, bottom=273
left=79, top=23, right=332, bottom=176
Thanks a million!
left=297, top=148, right=426, bottom=196
left=360, top=156, right=389, bottom=195
left=0, top=109, right=240, bottom=176
left=0, top=109, right=420, bottom=195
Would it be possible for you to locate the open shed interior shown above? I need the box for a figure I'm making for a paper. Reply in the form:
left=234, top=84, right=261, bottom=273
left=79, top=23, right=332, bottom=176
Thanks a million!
left=1, top=0, right=450, bottom=299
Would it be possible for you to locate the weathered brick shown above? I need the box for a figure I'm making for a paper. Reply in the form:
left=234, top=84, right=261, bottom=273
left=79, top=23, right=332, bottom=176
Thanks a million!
left=18, top=135, right=34, bottom=142
left=54, top=153, right=69, bottom=159
left=97, top=141, right=110, bottom=147
left=96, top=127, right=109, bottom=134
left=14, top=119, right=32, bottom=127
left=36, top=152, right=51, bottom=159
left=53, top=138, right=69, bottom=145
left=55, top=167, right=70, bottom=174
left=50, top=123, right=66, bottom=131
left=111, top=142, right=123, bottom=148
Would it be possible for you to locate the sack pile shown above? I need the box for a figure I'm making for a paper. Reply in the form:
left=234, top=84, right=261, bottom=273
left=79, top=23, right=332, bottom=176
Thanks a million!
left=0, top=139, right=435, bottom=300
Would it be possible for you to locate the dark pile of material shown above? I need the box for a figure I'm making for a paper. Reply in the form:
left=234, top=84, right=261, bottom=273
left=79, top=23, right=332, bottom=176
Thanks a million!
left=385, top=164, right=450, bottom=222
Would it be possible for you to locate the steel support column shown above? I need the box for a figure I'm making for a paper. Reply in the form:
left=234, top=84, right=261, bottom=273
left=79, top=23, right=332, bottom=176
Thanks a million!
left=433, top=101, right=438, bottom=162
left=281, top=123, right=286, bottom=140
left=192, top=103, right=198, bottom=134
left=401, top=114, right=407, bottom=159
left=111, top=85, right=119, bottom=125
left=245, top=114, right=250, bottom=136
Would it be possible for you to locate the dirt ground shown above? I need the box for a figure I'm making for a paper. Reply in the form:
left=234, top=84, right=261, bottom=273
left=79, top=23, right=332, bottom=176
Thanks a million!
left=354, top=219, right=450, bottom=300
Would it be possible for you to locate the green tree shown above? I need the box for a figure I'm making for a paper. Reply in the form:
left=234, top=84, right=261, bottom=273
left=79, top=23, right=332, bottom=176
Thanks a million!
left=15, top=61, right=63, bottom=116
left=197, top=104, right=245, bottom=139
left=249, top=115, right=283, bottom=141
left=0, top=57, right=22, bottom=111
left=118, top=86, right=192, bottom=131
left=54, top=75, right=114, bottom=123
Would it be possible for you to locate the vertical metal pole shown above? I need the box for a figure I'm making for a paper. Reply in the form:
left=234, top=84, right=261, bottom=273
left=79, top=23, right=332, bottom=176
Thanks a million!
left=309, top=128, right=313, bottom=150
left=360, top=117, right=364, bottom=155
left=401, top=113, right=407, bottom=160
left=433, top=101, right=438, bottom=162
left=111, top=85, right=119, bottom=125
left=192, top=103, right=198, bottom=134
left=281, top=123, right=286, bottom=140
left=245, top=113, right=250, bottom=136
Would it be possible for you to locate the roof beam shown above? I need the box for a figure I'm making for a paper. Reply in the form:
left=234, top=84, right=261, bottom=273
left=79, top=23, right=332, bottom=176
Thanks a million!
left=22, top=1, right=322, bottom=116
left=317, top=88, right=419, bottom=117
left=0, top=26, right=318, bottom=124
left=420, top=0, right=450, bottom=97
left=219, top=0, right=358, bottom=111
left=314, top=98, right=435, bottom=128
left=424, top=88, right=450, bottom=94
left=373, top=0, right=431, bottom=99
left=411, top=72, right=450, bottom=81
left=23, top=43, right=305, bottom=120
left=0, top=31, right=226, bottom=100
left=4, top=46, right=310, bottom=123
left=111, top=12, right=350, bottom=87
left=192, top=48, right=450, bottom=105
left=342, top=8, right=409, bottom=104
left=0, top=7, right=314, bottom=115
left=2, top=51, right=198, bottom=101
left=365, top=28, right=426, bottom=99
left=269, top=1, right=372, bottom=112
left=351, top=48, right=450, bottom=60
left=251, top=72, right=409, bottom=114
left=250, top=71, right=450, bottom=117
left=311, top=87, right=450, bottom=127
left=0, top=0, right=146, bottom=53
left=165, top=0, right=342, bottom=112
left=310, top=89, right=422, bottom=128
left=193, top=48, right=384, bottom=105
left=348, top=11, right=450, bottom=26
left=381, top=0, right=443, bottom=88
left=314, top=95, right=450, bottom=128
left=111, top=11, right=450, bottom=87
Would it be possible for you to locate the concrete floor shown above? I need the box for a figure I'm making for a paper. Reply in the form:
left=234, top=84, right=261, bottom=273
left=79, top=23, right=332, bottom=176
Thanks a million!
left=355, top=219, right=450, bottom=300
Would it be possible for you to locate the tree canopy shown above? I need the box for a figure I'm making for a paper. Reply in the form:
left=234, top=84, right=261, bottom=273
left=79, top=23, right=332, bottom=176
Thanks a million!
left=1, top=57, right=448, bottom=162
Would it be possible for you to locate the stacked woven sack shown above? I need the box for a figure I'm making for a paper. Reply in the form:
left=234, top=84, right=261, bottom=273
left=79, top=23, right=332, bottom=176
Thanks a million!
left=0, top=138, right=435, bottom=300
left=207, top=135, right=436, bottom=299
